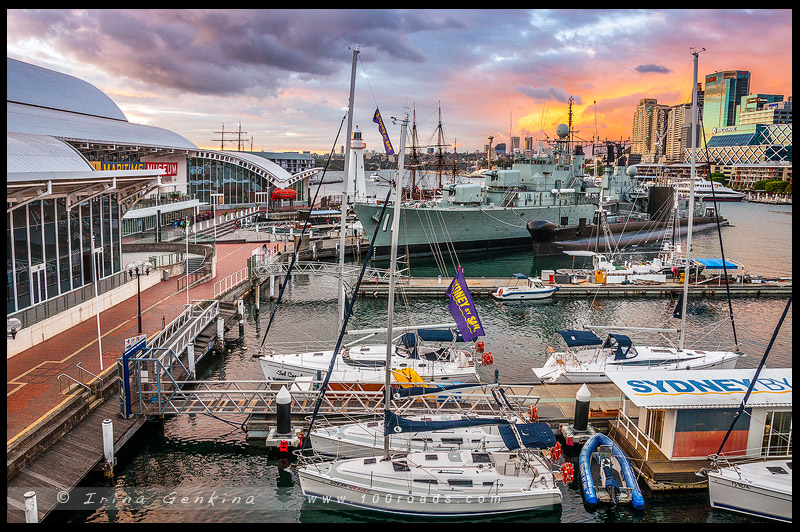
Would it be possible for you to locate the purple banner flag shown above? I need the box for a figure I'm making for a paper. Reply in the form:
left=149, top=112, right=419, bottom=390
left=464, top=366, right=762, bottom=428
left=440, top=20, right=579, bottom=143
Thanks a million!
left=446, top=267, right=485, bottom=342
left=372, top=108, right=395, bottom=155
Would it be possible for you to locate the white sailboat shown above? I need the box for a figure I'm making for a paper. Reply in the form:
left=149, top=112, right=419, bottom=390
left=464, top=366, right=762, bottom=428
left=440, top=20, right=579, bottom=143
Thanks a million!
left=532, top=49, right=741, bottom=384
left=297, top=112, right=568, bottom=517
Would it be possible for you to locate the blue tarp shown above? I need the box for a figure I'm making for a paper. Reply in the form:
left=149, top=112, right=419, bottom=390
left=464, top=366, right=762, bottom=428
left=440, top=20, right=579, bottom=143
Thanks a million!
left=558, top=329, right=603, bottom=347
left=497, top=423, right=557, bottom=450
left=512, top=273, right=528, bottom=279
left=384, top=410, right=510, bottom=436
left=692, top=258, right=738, bottom=270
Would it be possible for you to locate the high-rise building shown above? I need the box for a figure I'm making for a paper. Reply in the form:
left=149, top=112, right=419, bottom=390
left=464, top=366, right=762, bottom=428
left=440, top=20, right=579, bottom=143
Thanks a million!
left=737, top=96, right=791, bottom=126
left=631, top=98, right=669, bottom=162
left=701, top=70, right=750, bottom=145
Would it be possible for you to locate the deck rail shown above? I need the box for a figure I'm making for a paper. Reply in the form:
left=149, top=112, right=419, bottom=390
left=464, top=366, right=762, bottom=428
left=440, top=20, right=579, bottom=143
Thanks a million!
left=612, top=409, right=653, bottom=461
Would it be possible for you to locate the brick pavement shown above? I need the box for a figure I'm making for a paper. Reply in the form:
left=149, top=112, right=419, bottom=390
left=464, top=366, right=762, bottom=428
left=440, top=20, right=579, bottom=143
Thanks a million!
left=6, top=242, right=277, bottom=442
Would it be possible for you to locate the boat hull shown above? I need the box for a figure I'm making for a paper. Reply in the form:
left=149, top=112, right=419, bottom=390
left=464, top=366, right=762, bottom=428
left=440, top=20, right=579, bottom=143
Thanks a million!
left=491, top=288, right=558, bottom=301
left=298, top=467, right=562, bottom=516
left=708, top=464, right=792, bottom=522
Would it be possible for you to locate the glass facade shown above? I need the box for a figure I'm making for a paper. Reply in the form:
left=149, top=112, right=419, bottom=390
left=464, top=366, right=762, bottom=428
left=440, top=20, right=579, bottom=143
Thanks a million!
left=702, top=70, right=750, bottom=146
left=187, top=155, right=306, bottom=206
left=6, top=191, right=123, bottom=315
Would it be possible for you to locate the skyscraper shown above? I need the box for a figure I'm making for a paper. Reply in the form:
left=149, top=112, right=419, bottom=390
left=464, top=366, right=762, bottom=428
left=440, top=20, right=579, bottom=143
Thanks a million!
left=631, top=98, right=669, bottom=162
left=702, top=70, right=750, bottom=145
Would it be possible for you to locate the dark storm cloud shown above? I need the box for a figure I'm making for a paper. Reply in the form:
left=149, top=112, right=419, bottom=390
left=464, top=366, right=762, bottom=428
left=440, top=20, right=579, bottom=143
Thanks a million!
left=6, top=9, right=464, bottom=96
left=635, top=64, right=672, bottom=74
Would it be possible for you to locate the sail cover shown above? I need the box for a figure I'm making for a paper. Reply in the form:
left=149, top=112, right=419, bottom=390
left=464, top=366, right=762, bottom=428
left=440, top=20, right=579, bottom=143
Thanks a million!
left=417, top=328, right=464, bottom=342
left=497, top=422, right=557, bottom=450
left=557, top=329, right=603, bottom=347
left=384, top=411, right=510, bottom=436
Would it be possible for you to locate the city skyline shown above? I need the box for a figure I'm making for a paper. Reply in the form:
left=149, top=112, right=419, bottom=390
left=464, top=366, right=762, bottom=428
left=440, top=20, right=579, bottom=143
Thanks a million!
left=7, top=9, right=792, bottom=155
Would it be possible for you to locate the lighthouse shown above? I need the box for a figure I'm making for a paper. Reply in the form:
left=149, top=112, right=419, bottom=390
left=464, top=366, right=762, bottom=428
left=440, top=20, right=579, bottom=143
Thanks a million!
left=348, top=126, right=368, bottom=201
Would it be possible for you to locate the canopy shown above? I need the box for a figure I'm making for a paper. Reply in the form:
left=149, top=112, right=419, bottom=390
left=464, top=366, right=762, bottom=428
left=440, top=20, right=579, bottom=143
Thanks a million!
left=497, top=423, right=557, bottom=450
left=692, top=258, right=739, bottom=270
left=558, top=329, right=603, bottom=347
left=384, top=411, right=510, bottom=436
left=417, top=328, right=464, bottom=342
left=512, top=273, right=528, bottom=279
left=603, top=334, right=634, bottom=360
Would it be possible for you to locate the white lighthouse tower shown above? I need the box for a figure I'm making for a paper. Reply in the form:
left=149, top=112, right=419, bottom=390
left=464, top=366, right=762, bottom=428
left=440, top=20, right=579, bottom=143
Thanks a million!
left=348, top=125, right=368, bottom=201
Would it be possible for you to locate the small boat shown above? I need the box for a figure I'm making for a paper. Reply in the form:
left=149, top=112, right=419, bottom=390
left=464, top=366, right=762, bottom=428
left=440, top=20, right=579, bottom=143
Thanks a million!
left=492, top=273, right=559, bottom=301
left=369, top=172, right=382, bottom=182
left=579, top=433, right=645, bottom=509
left=707, top=457, right=792, bottom=522
left=676, top=177, right=746, bottom=202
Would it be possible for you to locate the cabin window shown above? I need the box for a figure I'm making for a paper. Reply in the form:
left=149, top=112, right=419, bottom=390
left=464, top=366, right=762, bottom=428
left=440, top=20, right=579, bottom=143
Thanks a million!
left=363, top=458, right=377, bottom=465
left=313, top=352, right=324, bottom=356
left=392, top=461, right=410, bottom=472
left=762, top=411, right=792, bottom=457
left=483, top=481, right=496, bottom=487
left=441, top=438, right=463, bottom=445
left=367, top=422, right=379, bottom=427
left=447, top=479, right=473, bottom=487
left=471, top=453, right=491, bottom=463
left=424, top=454, right=438, bottom=461
left=413, top=478, right=438, bottom=484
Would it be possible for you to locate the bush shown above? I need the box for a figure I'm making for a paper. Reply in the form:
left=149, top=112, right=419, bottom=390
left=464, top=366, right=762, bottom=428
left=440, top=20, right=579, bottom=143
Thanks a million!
left=753, top=179, right=770, bottom=191
left=764, top=180, right=789, bottom=194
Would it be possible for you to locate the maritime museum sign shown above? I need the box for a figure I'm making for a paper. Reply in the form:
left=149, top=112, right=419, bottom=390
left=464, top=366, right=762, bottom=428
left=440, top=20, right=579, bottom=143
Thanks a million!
left=90, top=161, right=178, bottom=176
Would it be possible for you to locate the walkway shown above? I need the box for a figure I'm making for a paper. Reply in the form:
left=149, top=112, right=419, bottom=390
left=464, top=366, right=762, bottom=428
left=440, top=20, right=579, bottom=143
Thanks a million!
left=6, top=242, right=278, bottom=442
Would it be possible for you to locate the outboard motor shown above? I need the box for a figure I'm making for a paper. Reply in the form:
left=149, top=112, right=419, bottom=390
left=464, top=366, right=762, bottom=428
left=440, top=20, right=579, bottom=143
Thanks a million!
left=600, top=456, right=621, bottom=506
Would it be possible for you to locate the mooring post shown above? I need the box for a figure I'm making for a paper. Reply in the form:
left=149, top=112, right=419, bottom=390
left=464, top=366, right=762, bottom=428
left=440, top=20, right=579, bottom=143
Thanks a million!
left=269, top=275, right=275, bottom=299
left=24, top=491, right=38, bottom=523
left=276, top=386, right=292, bottom=436
left=187, top=343, right=196, bottom=379
left=102, top=418, right=115, bottom=478
left=216, top=316, right=225, bottom=350
left=238, top=298, right=245, bottom=338
left=254, top=283, right=260, bottom=312
left=574, top=384, right=591, bottom=431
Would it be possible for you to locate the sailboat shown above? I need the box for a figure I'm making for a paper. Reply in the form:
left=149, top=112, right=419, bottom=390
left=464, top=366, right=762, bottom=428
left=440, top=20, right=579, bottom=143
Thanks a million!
left=532, top=49, right=741, bottom=384
left=258, top=50, right=480, bottom=390
left=704, top=296, right=792, bottom=523
left=297, top=114, right=568, bottom=517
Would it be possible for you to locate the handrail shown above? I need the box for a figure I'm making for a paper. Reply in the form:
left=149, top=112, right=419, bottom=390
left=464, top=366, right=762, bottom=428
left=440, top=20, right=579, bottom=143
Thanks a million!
left=57, top=373, right=91, bottom=395
left=213, top=266, right=250, bottom=298
left=76, top=362, right=102, bottom=386
left=614, top=409, right=652, bottom=461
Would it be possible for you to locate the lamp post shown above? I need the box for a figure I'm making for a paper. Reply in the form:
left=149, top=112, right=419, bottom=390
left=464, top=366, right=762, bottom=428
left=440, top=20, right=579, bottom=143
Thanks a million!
left=126, top=260, right=152, bottom=334
left=7, top=317, right=22, bottom=339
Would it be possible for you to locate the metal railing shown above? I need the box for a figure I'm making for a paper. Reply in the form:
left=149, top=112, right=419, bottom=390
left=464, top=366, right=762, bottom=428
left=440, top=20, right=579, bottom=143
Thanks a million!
left=57, top=373, right=91, bottom=396
left=9, top=270, right=131, bottom=330
left=176, top=264, right=212, bottom=291
left=252, top=260, right=408, bottom=284
left=212, top=266, right=250, bottom=298
left=612, top=409, right=653, bottom=461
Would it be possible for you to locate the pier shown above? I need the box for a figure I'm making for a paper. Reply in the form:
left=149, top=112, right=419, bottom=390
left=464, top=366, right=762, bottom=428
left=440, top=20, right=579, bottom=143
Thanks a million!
left=354, top=276, right=792, bottom=298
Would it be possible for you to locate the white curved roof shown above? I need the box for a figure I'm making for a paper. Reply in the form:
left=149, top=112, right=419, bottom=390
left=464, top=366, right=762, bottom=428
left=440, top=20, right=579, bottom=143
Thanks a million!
left=7, top=132, right=94, bottom=175
left=8, top=101, right=198, bottom=150
left=7, top=57, right=128, bottom=121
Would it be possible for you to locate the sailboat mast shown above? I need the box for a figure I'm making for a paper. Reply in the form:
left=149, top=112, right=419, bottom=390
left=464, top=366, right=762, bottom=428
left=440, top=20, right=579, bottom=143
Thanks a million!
left=679, top=48, right=703, bottom=350
left=338, top=48, right=359, bottom=329
left=384, top=114, right=409, bottom=459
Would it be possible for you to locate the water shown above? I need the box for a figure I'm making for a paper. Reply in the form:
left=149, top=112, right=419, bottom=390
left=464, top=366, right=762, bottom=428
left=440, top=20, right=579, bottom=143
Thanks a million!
left=52, top=200, right=790, bottom=523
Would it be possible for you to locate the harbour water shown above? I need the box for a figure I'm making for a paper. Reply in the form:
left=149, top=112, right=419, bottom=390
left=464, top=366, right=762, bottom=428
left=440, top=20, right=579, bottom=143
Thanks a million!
left=53, top=190, right=790, bottom=523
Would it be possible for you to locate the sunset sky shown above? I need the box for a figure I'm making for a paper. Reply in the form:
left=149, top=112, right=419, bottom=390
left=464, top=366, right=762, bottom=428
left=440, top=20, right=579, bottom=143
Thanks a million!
left=6, top=9, right=793, bottom=155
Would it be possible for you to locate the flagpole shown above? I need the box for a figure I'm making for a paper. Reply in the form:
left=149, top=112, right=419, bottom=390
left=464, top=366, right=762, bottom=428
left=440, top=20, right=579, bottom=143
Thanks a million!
left=384, top=112, right=408, bottom=460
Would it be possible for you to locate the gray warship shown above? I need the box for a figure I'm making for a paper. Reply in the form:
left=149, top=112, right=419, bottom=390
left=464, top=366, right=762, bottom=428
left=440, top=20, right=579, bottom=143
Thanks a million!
left=352, top=123, right=643, bottom=260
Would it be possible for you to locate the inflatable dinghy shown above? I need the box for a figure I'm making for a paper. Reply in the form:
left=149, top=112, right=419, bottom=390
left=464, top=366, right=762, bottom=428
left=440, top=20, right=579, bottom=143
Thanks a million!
left=579, top=433, right=644, bottom=509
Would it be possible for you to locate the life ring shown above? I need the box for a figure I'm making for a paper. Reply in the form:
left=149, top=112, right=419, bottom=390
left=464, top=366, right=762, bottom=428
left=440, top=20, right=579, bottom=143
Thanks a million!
left=481, top=352, right=494, bottom=366
left=560, top=462, right=574, bottom=484
left=529, top=405, right=539, bottom=422
left=497, top=288, right=503, bottom=296
left=475, top=340, right=485, bottom=353
left=551, top=441, right=561, bottom=461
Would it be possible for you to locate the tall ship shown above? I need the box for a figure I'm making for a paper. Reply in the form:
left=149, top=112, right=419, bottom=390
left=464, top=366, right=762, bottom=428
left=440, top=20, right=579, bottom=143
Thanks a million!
left=352, top=122, right=640, bottom=260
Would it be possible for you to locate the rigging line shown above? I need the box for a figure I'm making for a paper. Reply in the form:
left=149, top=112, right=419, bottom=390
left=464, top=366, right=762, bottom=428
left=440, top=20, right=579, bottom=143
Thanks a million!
left=713, top=296, right=791, bottom=457
left=257, top=112, right=348, bottom=354
left=434, top=208, right=460, bottom=274
left=355, top=53, right=380, bottom=111
left=700, top=121, right=739, bottom=350
left=478, top=207, right=527, bottom=228
left=301, top=185, right=394, bottom=450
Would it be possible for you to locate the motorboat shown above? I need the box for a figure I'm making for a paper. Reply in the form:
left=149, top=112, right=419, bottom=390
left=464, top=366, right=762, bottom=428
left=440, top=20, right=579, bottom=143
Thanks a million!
left=676, top=177, right=745, bottom=202
left=532, top=329, right=741, bottom=384
left=579, top=433, right=644, bottom=509
left=707, top=456, right=792, bottom=522
left=491, top=273, right=559, bottom=300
